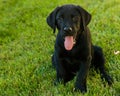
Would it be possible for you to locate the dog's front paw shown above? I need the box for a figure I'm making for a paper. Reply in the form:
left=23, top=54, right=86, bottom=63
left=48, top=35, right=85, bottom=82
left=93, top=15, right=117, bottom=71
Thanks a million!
left=54, top=79, right=59, bottom=86
left=74, top=85, right=87, bottom=93
left=54, top=78, right=64, bottom=86
left=106, top=76, right=113, bottom=86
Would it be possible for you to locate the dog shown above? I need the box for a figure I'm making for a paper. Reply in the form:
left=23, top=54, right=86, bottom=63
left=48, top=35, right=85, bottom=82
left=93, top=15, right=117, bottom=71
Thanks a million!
left=46, top=4, right=113, bottom=93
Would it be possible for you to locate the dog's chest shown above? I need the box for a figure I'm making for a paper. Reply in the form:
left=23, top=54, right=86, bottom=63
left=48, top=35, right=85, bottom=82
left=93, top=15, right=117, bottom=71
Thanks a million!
left=66, top=45, right=82, bottom=56
left=61, top=52, right=81, bottom=72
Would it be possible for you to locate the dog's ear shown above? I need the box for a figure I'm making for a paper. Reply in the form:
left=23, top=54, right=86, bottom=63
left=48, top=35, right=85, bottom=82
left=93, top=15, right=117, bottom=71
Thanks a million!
left=46, top=7, right=60, bottom=33
left=76, top=6, right=91, bottom=31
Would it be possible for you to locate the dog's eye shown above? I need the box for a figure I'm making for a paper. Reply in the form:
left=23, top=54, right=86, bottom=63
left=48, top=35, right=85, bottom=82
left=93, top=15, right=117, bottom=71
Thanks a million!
left=57, top=17, right=63, bottom=21
left=72, top=16, right=80, bottom=22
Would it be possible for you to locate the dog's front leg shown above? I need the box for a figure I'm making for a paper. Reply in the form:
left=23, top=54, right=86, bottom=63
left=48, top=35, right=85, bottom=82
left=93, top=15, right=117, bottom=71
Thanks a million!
left=53, top=51, right=67, bottom=85
left=74, top=57, right=91, bottom=93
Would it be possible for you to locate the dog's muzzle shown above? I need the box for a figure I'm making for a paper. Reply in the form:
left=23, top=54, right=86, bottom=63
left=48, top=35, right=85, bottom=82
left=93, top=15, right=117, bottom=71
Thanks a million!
left=63, top=27, right=77, bottom=51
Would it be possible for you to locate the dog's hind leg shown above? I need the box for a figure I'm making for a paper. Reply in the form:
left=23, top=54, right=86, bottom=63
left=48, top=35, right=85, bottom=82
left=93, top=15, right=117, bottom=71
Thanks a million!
left=92, top=46, right=113, bottom=85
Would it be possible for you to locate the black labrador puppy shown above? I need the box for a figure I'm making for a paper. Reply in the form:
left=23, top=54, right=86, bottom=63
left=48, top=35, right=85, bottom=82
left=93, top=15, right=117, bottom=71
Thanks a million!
left=47, top=4, right=113, bottom=93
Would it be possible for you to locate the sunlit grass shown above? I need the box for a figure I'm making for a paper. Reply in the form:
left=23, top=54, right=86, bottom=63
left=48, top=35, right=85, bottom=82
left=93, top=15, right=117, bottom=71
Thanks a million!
left=0, top=0, right=119, bottom=95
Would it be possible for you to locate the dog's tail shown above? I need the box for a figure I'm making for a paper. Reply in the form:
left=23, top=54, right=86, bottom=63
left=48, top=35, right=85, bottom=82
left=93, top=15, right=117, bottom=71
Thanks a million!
left=92, top=46, right=113, bottom=85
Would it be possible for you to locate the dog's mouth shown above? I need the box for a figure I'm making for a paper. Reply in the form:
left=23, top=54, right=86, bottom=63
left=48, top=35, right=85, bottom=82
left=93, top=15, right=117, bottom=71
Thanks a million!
left=64, top=35, right=76, bottom=51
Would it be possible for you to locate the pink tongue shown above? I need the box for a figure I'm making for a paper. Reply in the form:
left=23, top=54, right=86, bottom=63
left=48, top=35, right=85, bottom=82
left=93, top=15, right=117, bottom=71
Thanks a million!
left=64, top=36, right=74, bottom=50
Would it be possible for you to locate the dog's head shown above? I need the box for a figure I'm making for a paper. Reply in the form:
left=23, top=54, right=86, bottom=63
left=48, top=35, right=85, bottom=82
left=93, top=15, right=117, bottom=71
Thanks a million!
left=47, top=4, right=91, bottom=50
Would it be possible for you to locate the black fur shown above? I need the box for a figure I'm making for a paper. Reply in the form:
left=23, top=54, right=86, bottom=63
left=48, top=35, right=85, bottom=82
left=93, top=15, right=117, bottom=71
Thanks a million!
left=47, top=4, right=113, bottom=93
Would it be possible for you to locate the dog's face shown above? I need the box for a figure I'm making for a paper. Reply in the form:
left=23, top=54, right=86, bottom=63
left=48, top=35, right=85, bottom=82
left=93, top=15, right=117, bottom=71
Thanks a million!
left=47, top=5, right=91, bottom=50
left=56, top=6, right=81, bottom=41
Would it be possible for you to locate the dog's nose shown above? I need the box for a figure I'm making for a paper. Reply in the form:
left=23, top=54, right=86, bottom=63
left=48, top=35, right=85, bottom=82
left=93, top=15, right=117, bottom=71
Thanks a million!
left=64, top=27, right=72, bottom=32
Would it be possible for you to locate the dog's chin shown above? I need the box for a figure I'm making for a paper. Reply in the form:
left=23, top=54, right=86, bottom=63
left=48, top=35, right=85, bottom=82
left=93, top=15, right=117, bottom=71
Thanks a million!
left=64, top=35, right=76, bottom=51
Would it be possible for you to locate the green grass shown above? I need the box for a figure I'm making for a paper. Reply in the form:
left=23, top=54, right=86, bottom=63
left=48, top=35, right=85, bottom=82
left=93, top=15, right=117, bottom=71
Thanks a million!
left=0, top=0, right=120, bottom=95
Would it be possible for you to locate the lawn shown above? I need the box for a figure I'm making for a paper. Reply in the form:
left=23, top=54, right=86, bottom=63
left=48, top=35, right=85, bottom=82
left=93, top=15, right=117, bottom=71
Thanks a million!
left=0, top=0, right=120, bottom=96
